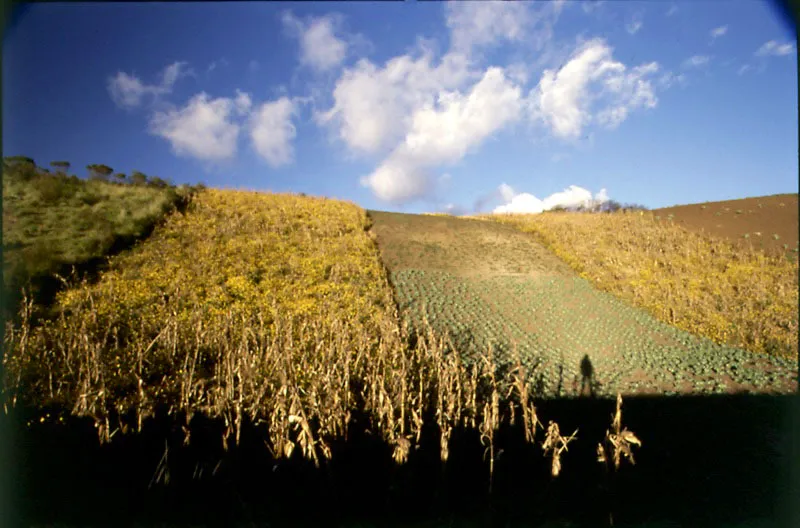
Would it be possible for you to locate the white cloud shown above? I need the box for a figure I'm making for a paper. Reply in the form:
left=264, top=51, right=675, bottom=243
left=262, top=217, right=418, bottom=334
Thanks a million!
left=446, top=1, right=566, bottom=59
left=528, top=39, right=659, bottom=139
left=314, top=2, right=576, bottom=204
left=505, top=62, right=531, bottom=86
left=108, top=61, right=190, bottom=109
left=682, top=55, right=711, bottom=68
left=710, top=26, right=728, bottom=41
left=361, top=67, right=523, bottom=203
left=149, top=92, right=245, bottom=161
left=666, top=5, right=678, bottom=17
left=108, top=73, right=149, bottom=108
left=626, top=17, right=643, bottom=35
left=445, top=1, right=530, bottom=54
left=282, top=11, right=349, bottom=73
left=317, top=49, right=474, bottom=156
left=234, top=90, right=253, bottom=115
left=250, top=97, right=297, bottom=168
left=755, top=40, right=796, bottom=56
left=402, top=67, right=522, bottom=164
left=658, top=71, right=687, bottom=89
left=493, top=184, right=609, bottom=214
left=498, top=183, right=515, bottom=203
left=359, top=156, right=433, bottom=204
left=737, top=64, right=751, bottom=75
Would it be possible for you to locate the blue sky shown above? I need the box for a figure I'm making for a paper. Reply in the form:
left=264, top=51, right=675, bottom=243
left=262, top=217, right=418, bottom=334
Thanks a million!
left=3, top=1, right=797, bottom=214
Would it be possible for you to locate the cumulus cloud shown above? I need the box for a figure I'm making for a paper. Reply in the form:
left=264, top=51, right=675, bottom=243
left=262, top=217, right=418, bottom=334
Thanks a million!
left=249, top=97, right=298, bottom=168
left=682, top=55, right=711, bottom=68
left=710, top=26, right=728, bottom=42
left=755, top=40, right=796, bottom=56
left=108, top=61, right=191, bottom=109
left=359, top=155, right=434, bottom=204
left=317, top=48, right=474, bottom=156
left=402, top=67, right=522, bottom=165
left=499, top=182, right=516, bottom=203
left=282, top=11, right=359, bottom=72
left=234, top=90, right=253, bottom=115
left=493, top=184, right=610, bottom=214
left=318, top=4, right=658, bottom=206
left=528, top=39, right=659, bottom=139
left=149, top=92, right=247, bottom=161
left=360, top=67, right=523, bottom=203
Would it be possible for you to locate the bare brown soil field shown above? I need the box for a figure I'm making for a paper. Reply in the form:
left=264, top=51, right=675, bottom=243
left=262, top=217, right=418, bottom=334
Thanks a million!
left=653, top=193, right=798, bottom=258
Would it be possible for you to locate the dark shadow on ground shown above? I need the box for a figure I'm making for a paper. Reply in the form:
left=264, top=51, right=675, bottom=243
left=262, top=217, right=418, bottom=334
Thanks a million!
left=4, top=393, right=798, bottom=528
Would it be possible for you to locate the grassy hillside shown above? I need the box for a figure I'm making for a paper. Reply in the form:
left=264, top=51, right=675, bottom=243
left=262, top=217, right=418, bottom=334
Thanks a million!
left=2, top=161, right=195, bottom=318
left=485, top=207, right=798, bottom=360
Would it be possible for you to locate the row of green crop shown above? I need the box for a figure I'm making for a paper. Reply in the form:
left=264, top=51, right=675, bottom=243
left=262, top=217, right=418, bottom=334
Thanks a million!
left=390, top=269, right=797, bottom=398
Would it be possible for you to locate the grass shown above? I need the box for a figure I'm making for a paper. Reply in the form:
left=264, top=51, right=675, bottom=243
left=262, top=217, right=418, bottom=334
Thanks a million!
left=486, top=210, right=798, bottom=361
left=2, top=164, right=195, bottom=318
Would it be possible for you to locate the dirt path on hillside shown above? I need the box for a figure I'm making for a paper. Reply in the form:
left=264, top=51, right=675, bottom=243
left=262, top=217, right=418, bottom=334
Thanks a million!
left=368, top=211, right=798, bottom=399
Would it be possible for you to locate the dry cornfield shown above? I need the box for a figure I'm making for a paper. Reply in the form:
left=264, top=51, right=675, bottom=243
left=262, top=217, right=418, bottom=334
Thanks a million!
left=7, top=187, right=793, bottom=495
left=3, top=189, right=588, bottom=487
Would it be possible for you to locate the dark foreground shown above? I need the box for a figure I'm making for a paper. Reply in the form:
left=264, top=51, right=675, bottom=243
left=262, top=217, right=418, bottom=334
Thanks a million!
left=2, top=393, right=799, bottom=528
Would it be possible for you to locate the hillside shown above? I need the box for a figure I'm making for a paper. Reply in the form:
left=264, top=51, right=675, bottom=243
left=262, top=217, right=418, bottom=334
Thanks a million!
left=3, top=189, right=797, bottom=474
left=4, top=189, right=452, bottom=466
left=2, top=160, right=195, bottom=319
left=651, top=193, right=798, bottom=258
left=485, top=202, right=798, bottom=361
left=368, top=210, right=797, bottom=400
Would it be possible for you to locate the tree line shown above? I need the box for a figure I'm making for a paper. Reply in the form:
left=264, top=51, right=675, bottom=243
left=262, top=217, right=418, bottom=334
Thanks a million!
left=3, top=155, right=189, bottom=190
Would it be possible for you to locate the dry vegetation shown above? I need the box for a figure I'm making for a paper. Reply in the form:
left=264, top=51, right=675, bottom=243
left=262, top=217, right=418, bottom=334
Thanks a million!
left=487, top=209, right=798, bottom=360
left=4, top=189, right=585, bottom=483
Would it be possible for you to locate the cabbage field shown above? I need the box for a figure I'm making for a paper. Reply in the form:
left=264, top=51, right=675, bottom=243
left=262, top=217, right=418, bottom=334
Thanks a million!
left=370, top=211, right=797, bottom=399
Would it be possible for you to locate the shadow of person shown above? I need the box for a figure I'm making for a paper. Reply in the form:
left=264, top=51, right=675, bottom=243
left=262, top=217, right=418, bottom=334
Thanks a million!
left=580, top=354, right=595, bottom=397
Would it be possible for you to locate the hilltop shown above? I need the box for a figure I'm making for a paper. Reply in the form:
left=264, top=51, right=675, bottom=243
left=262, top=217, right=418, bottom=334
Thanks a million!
left=651, top=193, right=798, bottom=258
